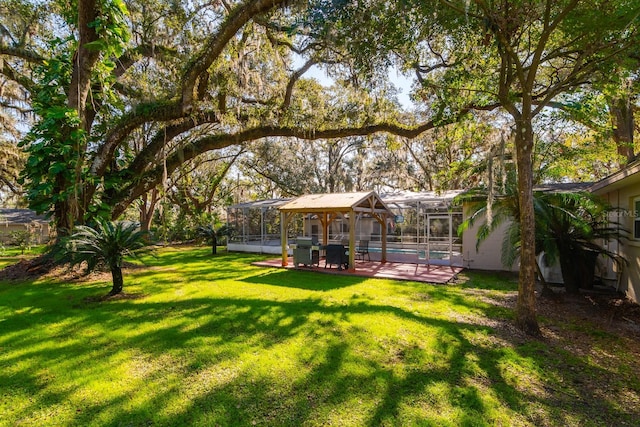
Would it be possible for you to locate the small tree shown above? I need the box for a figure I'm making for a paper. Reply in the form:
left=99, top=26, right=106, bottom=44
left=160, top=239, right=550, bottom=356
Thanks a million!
left=60, top=219, right=150, bottom=296
left=9, top=229, right=32, bottom=255
left=196, top=224, right=233, bottom=255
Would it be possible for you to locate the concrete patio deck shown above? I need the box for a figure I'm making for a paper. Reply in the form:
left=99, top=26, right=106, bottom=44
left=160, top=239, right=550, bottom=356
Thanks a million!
left=252, top=257, right=462, bottom=284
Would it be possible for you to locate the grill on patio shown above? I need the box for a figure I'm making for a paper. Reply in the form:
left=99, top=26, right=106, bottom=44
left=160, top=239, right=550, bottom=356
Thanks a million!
left=292, top=237, right=320, bottom=267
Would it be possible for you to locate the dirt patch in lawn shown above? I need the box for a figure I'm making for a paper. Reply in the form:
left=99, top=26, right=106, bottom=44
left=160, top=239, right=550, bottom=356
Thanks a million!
left=0, top=256, right=145, bottom=282
left=0, top=257, right=55, bottom=280
left=456, top=281, right=640, bottom=425
left=1, top=256, right=149, bottom=304
left=535, top=288, right=640, bottom=425
left=537, top=286, right=640, bottom=339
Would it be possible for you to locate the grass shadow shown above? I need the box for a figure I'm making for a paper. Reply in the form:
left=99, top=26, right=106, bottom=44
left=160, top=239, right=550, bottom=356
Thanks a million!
left=241, top=268, right=366, bottom=291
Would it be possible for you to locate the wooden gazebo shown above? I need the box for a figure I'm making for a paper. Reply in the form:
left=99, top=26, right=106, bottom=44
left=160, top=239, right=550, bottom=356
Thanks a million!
left=278, top=191, right=394, bottom=272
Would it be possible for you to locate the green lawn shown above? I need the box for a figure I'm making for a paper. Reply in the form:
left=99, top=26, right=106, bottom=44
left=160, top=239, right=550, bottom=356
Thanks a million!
left=1, top=246, right=638, bottom=426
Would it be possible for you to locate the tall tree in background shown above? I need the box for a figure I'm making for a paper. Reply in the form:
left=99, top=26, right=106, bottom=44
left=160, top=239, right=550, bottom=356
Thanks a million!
left=605, top=70, right=639, bottom=165
left=0, top=0, right=42, bottom=205
left=0, top=141, right=24, bottom=205
left=241, top=135, right=366, bottom=195
left=401, top=117, right=500, bottom=191
left=534, top=109, right=624, bottom=182
left=549, top=73, right=639, bottom=169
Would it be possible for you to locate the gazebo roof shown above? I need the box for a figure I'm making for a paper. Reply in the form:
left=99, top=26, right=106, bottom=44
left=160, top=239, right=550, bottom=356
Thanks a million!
left=278, top=191, right=393, bottom=216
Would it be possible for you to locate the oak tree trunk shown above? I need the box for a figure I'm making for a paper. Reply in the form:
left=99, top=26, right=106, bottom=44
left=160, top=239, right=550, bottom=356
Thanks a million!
left=513, top=116, right=542, bottom=336
left=53, top=0, right=102, bottom=235
left=610, top=96, right=635, bottom=165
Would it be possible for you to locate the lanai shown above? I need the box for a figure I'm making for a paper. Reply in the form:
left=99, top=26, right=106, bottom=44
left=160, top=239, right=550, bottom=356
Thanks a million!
left=278, top=191, right=394, bottom=272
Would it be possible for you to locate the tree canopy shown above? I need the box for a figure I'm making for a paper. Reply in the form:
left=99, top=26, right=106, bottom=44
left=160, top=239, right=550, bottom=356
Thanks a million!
left=3, top=0, right=448, bottom=233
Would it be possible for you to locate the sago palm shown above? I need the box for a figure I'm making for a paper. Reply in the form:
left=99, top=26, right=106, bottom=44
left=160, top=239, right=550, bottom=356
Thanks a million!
left=196, top=224, right=233, bottom=255
left=61, top=219, right=150, bottom=295
left=534, top=191, right=627, bottom=293
left=458, top=181, right=627, bottom=293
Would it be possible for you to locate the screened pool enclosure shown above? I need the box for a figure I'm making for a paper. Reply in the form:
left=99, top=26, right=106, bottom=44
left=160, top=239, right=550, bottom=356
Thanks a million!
left=226, top=191, right=464, bottom=266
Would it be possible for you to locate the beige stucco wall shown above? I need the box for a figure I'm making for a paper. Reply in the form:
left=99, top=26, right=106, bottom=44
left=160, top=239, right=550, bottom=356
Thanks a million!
left=461, top=206, right=519, bottom=272
left=595, top=185, right=640, bottom=303
left=460, top=196, right=627, bottom=284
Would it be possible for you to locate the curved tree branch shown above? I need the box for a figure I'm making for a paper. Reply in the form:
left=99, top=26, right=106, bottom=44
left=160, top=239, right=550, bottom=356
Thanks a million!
left=89, top=101, right=186, bottom=177
left=0, top=43, right=45, bottom=63
left=281, top=58, right=317, bottom=110
left=114, top=44, right=178, bottom=78
left=180, top=0, right=291, bottom=113
left=126, top=111, right=221, bottom=176
left=110, top=100, right=500, bottom=217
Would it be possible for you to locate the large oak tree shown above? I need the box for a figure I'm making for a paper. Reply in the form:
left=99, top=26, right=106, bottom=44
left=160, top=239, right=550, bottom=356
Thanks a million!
left=2, top=0, right=451, bottom=235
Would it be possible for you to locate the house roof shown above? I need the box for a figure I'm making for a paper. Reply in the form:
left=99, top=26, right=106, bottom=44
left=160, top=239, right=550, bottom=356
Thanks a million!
left=278, top=191, right=393, bottom=216
left=379, top=190, right=464, bottom=208
left=230, top=190, right=466, bottom=212
left=0, top=208, right=48, bottom=224
left=231, top=184, right=600, bottom=214
left=534, top=182, right=594, bottom=193
left=589, top=160, right=640, bottom=193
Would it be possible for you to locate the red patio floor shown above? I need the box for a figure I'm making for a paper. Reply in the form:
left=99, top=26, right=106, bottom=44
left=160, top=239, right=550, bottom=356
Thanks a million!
left=252, top=257, right=462, bottom=284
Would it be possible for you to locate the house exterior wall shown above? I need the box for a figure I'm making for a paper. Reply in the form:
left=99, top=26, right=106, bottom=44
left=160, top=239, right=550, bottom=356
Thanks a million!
left=594, top=185, right=640, bottom=303
left=461, top=209, right=519, bottom=272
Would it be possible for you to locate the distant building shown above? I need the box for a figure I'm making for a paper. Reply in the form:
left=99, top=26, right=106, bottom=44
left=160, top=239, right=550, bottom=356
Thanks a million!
left=0, top=208, right=51, bottom=245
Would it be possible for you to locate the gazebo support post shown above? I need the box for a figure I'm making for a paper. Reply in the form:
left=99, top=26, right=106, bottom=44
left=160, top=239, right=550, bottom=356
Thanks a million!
left=348, top=211, right=356, bottom=272
left=372, top=213, right=388, bottom=264
left=321, top=213, right=329, bottom=246
left=280, top=211, right=291, bottom=267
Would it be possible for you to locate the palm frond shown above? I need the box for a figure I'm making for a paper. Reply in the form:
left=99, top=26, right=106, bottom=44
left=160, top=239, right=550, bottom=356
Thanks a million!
left=500, top=220, right=522, bottom=269
left=58, top=219, right=151, bottom=273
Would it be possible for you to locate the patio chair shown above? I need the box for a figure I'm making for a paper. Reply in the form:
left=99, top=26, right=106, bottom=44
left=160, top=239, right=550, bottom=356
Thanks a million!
left=325, top=244, right=349, bottom=270
left=356, top=240, right=370, bottom=261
